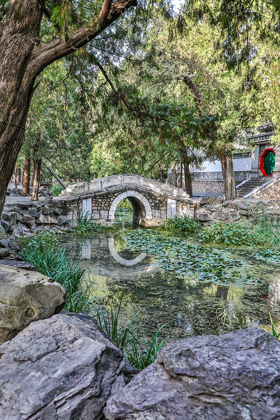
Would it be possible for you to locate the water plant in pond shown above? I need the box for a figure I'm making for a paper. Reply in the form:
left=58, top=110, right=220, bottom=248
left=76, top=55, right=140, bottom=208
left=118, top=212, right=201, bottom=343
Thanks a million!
left=198, top=218, right=280, bottom=247
left=270, top=314, right=280, bottom=340
left=254, top=249, right=280, bottom=265
left=69, top=213, right=117, bottom=235
left=125, top=323, right=166, bottom=370
left=93, top=294, right=166, bottom=369
left=122, top=229, right=255, bottom=285
left=198, top=222, right=256, bottom=246
left=21, top=232, right=93, bottom=313
left=93, top=298, right=137, bottom=351
left=162, top=216, right=200, bottom=234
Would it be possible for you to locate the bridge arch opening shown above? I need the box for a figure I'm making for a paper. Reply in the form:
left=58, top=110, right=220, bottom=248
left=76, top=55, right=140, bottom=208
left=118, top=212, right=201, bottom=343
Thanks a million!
left=108, top=191, right=153, bottom=226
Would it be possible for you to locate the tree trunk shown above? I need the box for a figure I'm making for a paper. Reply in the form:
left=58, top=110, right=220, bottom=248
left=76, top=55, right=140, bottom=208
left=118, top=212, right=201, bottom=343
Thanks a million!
left=0, top=0, right=137, bottom=217
left=15, top=167, right=21, bottom=188
left=31, top=158, right=42, bottom=201
left=159, top=164, right=164, bottom=183
left=168, top=164, right=178, bottom=187
left=22, top=157, right=31, bottom=196
left=183, top=159, right=193, bottom=197
left=219, top=152, right=236, bottom=200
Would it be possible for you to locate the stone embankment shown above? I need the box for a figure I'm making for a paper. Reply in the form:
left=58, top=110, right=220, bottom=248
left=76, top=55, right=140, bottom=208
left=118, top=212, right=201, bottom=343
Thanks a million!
left=1, top=266, right=280, bottom=419
left=196, top=197, right=280, bottom=222
left=0, top=197, right=79, bottom=264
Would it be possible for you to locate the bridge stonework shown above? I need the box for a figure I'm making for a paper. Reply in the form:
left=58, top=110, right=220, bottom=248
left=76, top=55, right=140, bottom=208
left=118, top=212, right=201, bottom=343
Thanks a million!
left=60, top=175, right=194, bottom=226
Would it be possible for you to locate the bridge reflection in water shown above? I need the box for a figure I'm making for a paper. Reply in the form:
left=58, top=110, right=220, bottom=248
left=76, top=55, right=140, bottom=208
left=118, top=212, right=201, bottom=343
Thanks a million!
left=65, top=233, right=280, bottom=344
left=80, top=235, right=161, bottom=280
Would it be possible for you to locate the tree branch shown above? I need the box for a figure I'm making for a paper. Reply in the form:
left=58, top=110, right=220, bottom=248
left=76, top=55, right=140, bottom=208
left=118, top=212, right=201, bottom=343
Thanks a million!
left=31, top=0, right=137, bottom=75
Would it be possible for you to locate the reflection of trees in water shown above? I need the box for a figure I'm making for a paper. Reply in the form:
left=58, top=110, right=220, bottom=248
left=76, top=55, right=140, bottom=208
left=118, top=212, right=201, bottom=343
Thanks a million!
left=63, top=234, right=280, bottom=342
left=102, top=273, right=280, bottom=342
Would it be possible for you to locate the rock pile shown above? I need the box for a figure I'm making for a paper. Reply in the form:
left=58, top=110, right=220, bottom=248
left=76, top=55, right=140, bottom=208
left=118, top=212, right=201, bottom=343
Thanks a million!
left=105, top=328, right=280, bottom=420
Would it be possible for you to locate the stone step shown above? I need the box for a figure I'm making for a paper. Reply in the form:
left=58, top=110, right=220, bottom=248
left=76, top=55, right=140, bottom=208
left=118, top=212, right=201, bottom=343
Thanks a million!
left=236, top=177, right=271, bottom=197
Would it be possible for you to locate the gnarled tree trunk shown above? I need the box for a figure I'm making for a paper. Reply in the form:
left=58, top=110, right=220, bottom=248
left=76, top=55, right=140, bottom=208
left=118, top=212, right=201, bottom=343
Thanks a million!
left=31, top=158, right=42, bottom=201
left=219, top=152, right=236, bottom=200
left=22, top=157, right=31, bottom=196
left=0, top=0, right=137, bottom=217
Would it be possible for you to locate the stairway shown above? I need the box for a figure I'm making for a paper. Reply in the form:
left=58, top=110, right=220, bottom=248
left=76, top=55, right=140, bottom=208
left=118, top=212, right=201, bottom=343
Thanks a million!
left=236, top=177, right=271, bottom=198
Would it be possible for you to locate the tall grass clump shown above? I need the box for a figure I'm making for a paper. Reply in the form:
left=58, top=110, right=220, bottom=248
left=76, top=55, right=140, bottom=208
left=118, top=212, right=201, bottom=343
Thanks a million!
left=69, top=213, right=115, bottom=235
left=199, top=217, right=280, bottom=247
left=20, top=232, right=92, bottom=313
left=252, top=215, right=280, bottom=247
left=162, top=216, right=200, bottom=234
left=270, top=314, right=280, bottom=340
left=198, top=222, right=255, bottom=246
left=93, top=295, right=166, bottom=369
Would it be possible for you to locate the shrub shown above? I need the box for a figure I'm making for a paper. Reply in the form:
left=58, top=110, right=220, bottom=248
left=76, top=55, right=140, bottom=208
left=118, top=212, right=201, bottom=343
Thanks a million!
left=50, top=183, right=64, bottom=196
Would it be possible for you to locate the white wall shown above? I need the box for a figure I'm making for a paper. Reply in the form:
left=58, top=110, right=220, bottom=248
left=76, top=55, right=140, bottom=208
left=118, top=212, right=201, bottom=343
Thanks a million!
left=191, top=157, right=252, bottom=173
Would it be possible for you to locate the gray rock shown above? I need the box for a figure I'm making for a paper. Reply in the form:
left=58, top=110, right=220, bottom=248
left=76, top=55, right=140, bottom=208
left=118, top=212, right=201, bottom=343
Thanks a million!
left=38, top=214, right=57, bottom=224
left=15, top=212, right=23, bottom=222
left=1, top=219, right=10, bottom=232
left=196, top=212, right=213, bottom=222
left=212, top=211, right=229, bottom=221
left=2, top=211, right=17, bottom=226
left=0, top=265, right=65, bottom=344
left=53, top=207, right=62, bottom=216
left=42, top=206, right=53, bottom=215
left=0, top=225, right=6, bottom=239
left=0, top=249, right=10, bottom=258
left=28, top=208, right=40, bottom=218
left=105, top=328, right=280, bottom=420
left=12, top=222, right=25, bottom=236
left=21, top=214, right=35, bottom=226
left=0, top=238, right=9, bottom=248
left=57, top=215, right=68, bottom=225
left=0, top=312, right=126, bottom=420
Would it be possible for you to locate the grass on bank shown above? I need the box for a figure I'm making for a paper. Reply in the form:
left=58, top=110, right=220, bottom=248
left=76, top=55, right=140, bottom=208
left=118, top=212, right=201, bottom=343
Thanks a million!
left=20, top=232, right=93, bottom=313
left=163, top=215, right=280, bottom=247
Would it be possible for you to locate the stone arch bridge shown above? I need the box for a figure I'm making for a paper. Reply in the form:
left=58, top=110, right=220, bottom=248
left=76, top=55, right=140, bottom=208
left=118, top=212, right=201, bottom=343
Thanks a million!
left=60, top=175, right=194, bottom=226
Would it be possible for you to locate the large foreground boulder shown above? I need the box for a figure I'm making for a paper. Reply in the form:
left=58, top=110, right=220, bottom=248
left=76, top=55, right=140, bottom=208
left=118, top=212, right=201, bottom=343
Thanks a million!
left=0, top=312, right=126, bottom=420
left=105, top=328, right=280, bottom=420
left=0, top=265, right=65, bottom=344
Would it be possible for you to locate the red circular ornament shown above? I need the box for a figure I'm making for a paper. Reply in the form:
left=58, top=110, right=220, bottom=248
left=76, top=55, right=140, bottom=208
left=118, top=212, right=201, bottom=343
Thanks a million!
left=259, top=148, right=276, bottom=177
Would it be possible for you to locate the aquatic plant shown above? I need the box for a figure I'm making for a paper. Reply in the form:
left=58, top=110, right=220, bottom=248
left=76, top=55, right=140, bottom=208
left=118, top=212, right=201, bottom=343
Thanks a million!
left=93, top=295, right=166, bottom=369
left=198, top=217, right=280, bottom=247
left=125, top=323, right=166, bottom=370
left=20, top=232, right=93, bottom=313
left=122, top=229, right=254, bottom=285
left=93, top=298, right=137, bottom=351
left=198, top=222, right=256, bottom=246
left=162, top=216, right=200, bottom=234
left=252, top=215, right=280, bottom=247
left=69, top=213, right=116, bottom=234
left=270, top=314, right=280, bottom=340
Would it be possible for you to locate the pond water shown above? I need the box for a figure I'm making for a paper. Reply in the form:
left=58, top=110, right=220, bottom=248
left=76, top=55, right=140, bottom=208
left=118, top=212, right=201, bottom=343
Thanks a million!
left=64, top=229, right=280, bottom=344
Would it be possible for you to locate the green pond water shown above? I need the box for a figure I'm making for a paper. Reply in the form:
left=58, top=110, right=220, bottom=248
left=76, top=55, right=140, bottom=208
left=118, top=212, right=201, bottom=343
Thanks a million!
left=64, top=228, right=280, bottom=344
